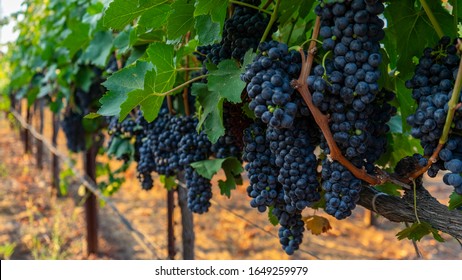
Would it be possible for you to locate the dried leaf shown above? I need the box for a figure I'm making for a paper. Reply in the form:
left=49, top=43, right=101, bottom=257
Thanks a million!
left=302, top=215, right=332, bottom=235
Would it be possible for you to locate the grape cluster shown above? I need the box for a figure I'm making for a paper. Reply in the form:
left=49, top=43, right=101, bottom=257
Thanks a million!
left=61, top=67, right=106, bottom=153
left=151, top=115, right=195, bottom=176
left=244, top=121, right=281, bottom=213
left=406, top=37, right=460, bottom=155
left=127, top=108, right=215, bottom=210
left=266, top=118, right=321, bottom=211
left=406, top=36, right=462, bottom=195
left=243, top=121, right=305, bottom=255
left=135, top=111, right=158, bottom=190
left=309, top=0, right=393, bottom=219
left=241, top=41, right=304, bottom=129
left=241, top=41, right=322, bottom=254
left=394, top=153, right=429, bottom=178
left=185, top=166, right=213, bottom=214
left=212, top=103, right=251, bottom=159
left=61, top=110, right=86, bottom=152
left=178, top=124, right=213, bottom=213
left=196, top=0, right=274, bottom=73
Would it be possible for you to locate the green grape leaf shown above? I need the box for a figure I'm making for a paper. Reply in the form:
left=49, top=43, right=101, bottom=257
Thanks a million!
left=208, top=59, right=246, bottom=103
left=160, top=175, right=176, bottom=191
left=374, top=183, right=401, bottom=197
left=107, top=137, right=134, bottom=160
left=98, top=61, right=154, bottom=116
left=268, top=206, right=279, bottom=226
left=395, top=74, right=415, bottom=133
left=448, top=192, right=462, bottom=210
left=79, top=31, right=113, bottom=67
left=75, top=67, right=96, bottom=92
left=279, top=0, right=314, bottom=26
left=113, top=29, right=131, bottom=54
left=194, top=0, right=228, bottom=27
left=62, top=22, right=91, bottom=57
left=376, top=133, right=422, bottom=169
left=138, top=3, right=172, bottom=29
left=167, top=0, right=195, bottom=41
left=146, top=42, right=176, bottom=94
left=448, top=0, right=462, bottom=20
left=190, top=158, right=227, bottom=180
left=194, top=15, right=221, bottom=45
left=243, top=48, right=257, bottom=68
left=117, top=42, right=177, bottom=122
left=192, top=83, right=225, bottom=143
left=396, top=222, right=444, bottom=242
left=119, top=70, right=165, bottom=122
left=385, top=0, right=456, bottom=78
left=218, top=157, right=244, bottom=197
left=84, top=113, right=102, bottom=119
left=190, top=157, right=243, bottom=197
left=103, top=0, right=168, bottom=30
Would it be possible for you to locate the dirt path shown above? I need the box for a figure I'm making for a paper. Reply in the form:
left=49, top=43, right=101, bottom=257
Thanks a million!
left=1, top=113, right=461, bottom=260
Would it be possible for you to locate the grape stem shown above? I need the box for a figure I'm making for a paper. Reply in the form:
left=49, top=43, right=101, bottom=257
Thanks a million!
left=260, top=0, right=280, bottom=43
left=183, top=32, right=191, bottom=117
left=419, top=0, right=444, bottom=38
left=293, top=16, right=412, bottom=190
left=410, top=39, right=462, bottom=179
left=229, top=0, right=272, bottom=15
left=262, top=0, right=273, bottom=10
left=151, top=74, right=208, bottom=97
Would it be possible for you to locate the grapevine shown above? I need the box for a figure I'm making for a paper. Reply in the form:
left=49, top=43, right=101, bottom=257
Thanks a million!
left=3, top=0, right=462, bottom=259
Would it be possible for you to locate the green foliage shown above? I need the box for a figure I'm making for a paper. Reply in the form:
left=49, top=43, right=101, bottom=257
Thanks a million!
left=385, top=0, right=456, bottom=79
left=190, top=157, right=243, bottom=197
left=268, top=206, right=279, bottom=226
left=396, top=222, right=444, bottom=242
left=448, top=192, right=462, bottom=210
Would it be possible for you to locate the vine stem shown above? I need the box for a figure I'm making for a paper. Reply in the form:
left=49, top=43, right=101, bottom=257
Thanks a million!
left=183, top=32, right=191, bottom=117
left=260, top=0, right=280, bottom=43
left=410, top=40, right=462, bottom=179
left=262, top=0, right=273, bottom=10
left=151, top=74, right=208, bottom=97
left=453, top=0, right=458, bottom=32
left=229, top=0, right=272, bottom=15
left=419, top=0, right=444, bottom=38
left=177, top=67, right=201, bottom=72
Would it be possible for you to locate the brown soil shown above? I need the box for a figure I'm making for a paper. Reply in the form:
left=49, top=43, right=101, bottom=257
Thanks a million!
left=0, top=113, right=461, bottom=260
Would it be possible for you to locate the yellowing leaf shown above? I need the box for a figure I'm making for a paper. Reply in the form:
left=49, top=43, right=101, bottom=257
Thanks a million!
left=302, top=215, right=332, bottom=235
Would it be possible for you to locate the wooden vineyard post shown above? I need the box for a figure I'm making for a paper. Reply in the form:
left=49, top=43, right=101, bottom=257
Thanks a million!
left=364, top=209, right=378, bottom=227
left=36, top=99, right=44, bottom=169
left=18, top=101, right=25, bottom=145
left=176, top=174, right=195, bottom=260
left=51, top=114, right=60, bottom=196
left=24, top=105, right=32, bottom=154
left=84, top=142, right=99, bottom=256
left=167, top=190, right=176, bottom=259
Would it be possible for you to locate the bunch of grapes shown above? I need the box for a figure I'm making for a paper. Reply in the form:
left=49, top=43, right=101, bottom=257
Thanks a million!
left=243, top=120, right=306, bottom=255
left=309, top=0, right=394, bottom=219
left=61, top=110, right=86, bottom=152
left=212, top=103, right=251, bottom=159
left=266, top=118, right=321, bottom=212
left=406, top=36, right=462, bottom=195
left=178, top=124, right=213, bottom=213
left=243, top=121, right=281, bottom=213
left=241, top=41, right=304, bottom=129
left=150, top=115, right=195, bottom=176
